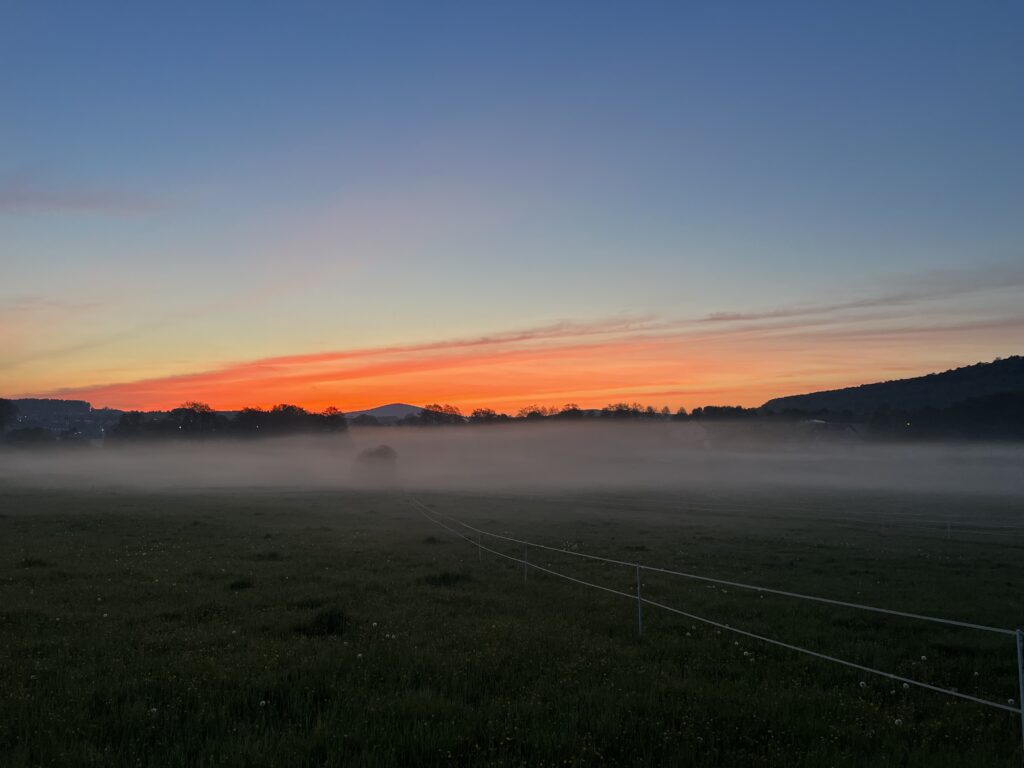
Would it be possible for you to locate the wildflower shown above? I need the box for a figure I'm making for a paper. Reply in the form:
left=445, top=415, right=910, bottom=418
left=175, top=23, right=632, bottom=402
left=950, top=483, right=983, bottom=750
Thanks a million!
left=859, top=682, right=866, bottom=688
left=902, top=683, right=909, bottom=689
left=259, top=700, right=267, bottom=707
left=894, top=719, right=902, bottom=726
left=920, top=655, right=927, bottom=661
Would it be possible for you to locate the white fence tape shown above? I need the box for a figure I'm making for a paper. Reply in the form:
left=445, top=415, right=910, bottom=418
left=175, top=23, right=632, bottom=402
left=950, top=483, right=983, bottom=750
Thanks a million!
left=410, top=498, right=1014, bottom=636
left=410, top=497, right=1023, bottom=718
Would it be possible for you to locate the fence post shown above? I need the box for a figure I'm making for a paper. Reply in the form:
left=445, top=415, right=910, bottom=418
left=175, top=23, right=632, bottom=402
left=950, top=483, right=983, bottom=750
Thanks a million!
left=635, top=564, right=643, bottom=637
left=524, top=544, right=528, bottom=584
left=1016, top=629, right=1024, bottom=758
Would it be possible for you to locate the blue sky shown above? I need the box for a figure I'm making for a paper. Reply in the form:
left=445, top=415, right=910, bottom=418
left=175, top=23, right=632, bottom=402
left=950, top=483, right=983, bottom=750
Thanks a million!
left=2, top=2, right=1022, bottom=409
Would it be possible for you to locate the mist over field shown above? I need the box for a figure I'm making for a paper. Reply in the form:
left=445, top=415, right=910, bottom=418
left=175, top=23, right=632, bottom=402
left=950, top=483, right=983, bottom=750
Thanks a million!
left=2, top=423, right=1022, bottom=498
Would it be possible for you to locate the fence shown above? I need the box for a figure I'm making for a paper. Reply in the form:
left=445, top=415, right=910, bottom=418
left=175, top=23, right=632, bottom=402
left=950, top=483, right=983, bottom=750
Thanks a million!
left=408, top=497, right=1024, bottom=753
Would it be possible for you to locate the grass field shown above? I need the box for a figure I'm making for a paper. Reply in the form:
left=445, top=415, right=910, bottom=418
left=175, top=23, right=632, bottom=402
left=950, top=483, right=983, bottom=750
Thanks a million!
left=1, top=483, right=1023, bottom=766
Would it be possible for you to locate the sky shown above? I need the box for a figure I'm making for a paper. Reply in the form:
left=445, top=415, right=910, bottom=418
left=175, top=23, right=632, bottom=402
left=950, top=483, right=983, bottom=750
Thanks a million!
left=2, top=1, right=1022, bottom=413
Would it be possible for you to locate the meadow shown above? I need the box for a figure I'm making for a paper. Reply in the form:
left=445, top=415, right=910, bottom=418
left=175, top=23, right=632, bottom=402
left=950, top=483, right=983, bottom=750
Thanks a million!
left=1, top=482, right=1023, bottom=766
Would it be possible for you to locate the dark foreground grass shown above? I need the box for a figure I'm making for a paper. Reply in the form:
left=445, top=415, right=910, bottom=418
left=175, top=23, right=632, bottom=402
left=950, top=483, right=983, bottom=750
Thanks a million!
left=0, top=485, right=1022, bottom=766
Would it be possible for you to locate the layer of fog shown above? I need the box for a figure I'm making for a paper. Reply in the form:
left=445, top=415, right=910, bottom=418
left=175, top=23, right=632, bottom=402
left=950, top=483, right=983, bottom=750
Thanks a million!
left=1, top=422, right=1022, bottom=498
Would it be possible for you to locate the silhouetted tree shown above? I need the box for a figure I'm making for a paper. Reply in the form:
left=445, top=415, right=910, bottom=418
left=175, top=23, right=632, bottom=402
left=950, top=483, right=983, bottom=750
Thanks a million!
left=469, top=408, right=511, bottom=424
left=355, top=444, right=398, bottom=483
left=166, top=402, right=225, bottom=437
left=234, top=404, right=347, bottom=436
left=232, top=407, right=267, bottom=436
left=319, top=406, right=347, bottom=431
left=350, top=414, right=381, bottom=427
left=600, top=402, right=645, bottom=419
left=109, top=411, right=151, bottom=440
left=689, top=405, right=757, bottom=420
left=555, top=403, right=584, bottom=420
left=401, top=404, right=464, bottom=426
left=0, top=399, right=17, bottom=430
left=517, top=405, right=555, bottom=420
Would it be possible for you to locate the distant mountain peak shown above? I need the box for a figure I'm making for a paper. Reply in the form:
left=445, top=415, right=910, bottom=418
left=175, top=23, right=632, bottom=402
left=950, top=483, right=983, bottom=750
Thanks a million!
left=344, top=403, right=422, bottom=423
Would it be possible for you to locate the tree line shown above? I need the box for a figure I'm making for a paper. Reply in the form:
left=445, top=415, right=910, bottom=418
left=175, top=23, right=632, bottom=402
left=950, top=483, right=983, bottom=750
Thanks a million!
left=389, top=402, right=763, bottom=426
left=110, top=402, right=348, bottom=440
left=0, top=401, right=348, bottom=446
left=2, top=391, right=1023, bottom=446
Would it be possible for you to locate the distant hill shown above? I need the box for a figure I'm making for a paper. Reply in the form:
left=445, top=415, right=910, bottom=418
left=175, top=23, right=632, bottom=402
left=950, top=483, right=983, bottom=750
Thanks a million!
left=345, top=403, right=422, bottom=424
left=3, top=398, right=123, bottom=438
left=10, top=398, right=93, bottom=420
left=762, top=356, right=1024, bottom=415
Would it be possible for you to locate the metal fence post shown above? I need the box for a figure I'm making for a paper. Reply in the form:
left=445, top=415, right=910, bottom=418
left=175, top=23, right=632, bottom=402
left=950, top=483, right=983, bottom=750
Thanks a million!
left=636, top=564, right=643, bottom=637
left=1016, top=629, right=1024, bottom=758
left=524, top=544, right=528, bottom=584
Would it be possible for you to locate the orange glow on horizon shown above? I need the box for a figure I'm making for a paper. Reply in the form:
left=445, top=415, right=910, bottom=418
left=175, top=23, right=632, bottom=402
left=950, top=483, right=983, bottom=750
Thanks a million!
left=27, top=311, right=1024, bottom=413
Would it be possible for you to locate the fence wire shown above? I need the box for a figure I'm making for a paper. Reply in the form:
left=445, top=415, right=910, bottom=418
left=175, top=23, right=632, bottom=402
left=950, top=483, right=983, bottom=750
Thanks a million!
left=410, top=497, right=1022, bottom=717
left=409, top=498, right=1014, bottom=637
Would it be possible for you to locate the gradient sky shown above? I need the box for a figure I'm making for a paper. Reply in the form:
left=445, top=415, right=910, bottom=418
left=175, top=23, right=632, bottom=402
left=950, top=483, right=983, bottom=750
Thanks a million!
left=2, top=2, right=1022, bottom=412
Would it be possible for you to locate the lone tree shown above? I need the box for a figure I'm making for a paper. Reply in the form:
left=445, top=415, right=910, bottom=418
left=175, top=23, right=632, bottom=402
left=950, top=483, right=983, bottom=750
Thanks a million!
left=355, top=444, right=398, bottom=484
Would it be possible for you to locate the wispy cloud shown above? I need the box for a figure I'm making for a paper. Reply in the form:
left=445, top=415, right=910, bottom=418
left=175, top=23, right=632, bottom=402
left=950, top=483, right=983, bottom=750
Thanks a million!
left=0, top=295, right=99, bottom=316
left=699, top=294, right=918, bottom=323
left=29, top=306, right=1024, bottom=411
left=700, top=264, right=1024, bottom=324
left=0, top=174, right=160, bottom=216
left=15, top=261, right=1023, bottom=410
